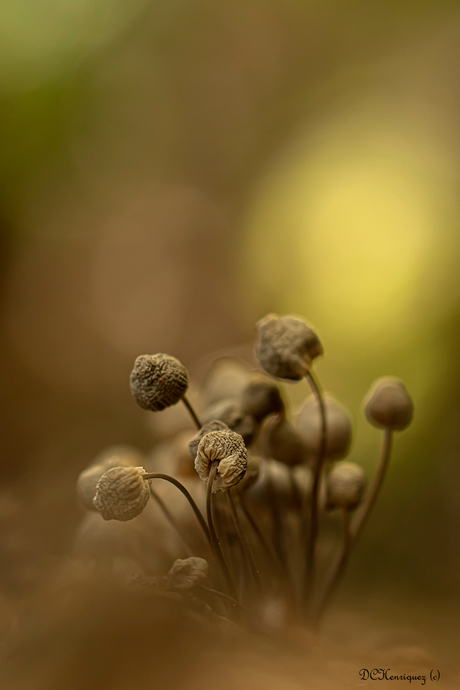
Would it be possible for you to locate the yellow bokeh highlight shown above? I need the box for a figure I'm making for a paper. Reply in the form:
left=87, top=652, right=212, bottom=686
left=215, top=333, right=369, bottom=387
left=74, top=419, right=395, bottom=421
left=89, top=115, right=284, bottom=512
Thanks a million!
left=242, top=105, right=460, bottom=358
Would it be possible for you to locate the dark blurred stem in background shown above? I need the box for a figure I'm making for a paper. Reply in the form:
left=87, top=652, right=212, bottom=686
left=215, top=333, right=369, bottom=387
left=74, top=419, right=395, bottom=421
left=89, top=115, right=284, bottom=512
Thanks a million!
left=304, top=370, right=327, bottom=614
left=311, top=428, right=394, bottom=628
left=227, top=489, right=260, bottom=586
left=206, top=462, right=237, bottom=599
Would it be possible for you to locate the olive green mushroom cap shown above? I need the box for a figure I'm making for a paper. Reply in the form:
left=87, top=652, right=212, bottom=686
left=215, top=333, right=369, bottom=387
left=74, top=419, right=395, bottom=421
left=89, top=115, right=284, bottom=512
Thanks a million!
left=326, top=462, right=367, bottom=511
left=255, top=313, right=323, bottom=381
left=364, top=377, right=413, bottom=431
left=297, top=394, right=353, bottom=461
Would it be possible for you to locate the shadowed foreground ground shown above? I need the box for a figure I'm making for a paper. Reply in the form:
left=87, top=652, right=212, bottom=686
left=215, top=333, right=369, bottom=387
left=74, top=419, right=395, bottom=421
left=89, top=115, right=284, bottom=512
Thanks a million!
left=0, top=567, right=458, bottom=690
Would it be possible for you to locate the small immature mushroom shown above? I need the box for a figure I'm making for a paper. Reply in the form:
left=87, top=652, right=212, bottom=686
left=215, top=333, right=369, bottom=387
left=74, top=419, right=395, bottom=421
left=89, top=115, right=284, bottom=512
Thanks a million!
left=201, top=357, right=250, bottom=408
left=167, top=557, right=209, bottom=590
left=240, top=374, right=285, bottom=423
left=364, top=377, right=414, bottom=431
left=265, top=416, right=308, bottom=466
left=77, top=464, right=111, bottom=512
left=93, top=466, right=151, bottom=521
left=202, top=399, right=258, bottom=447
left=246, top=459, right=292, bottom=510
left=297, top=394, right=353, bottom=461
left=77, top=445, right=144, bottom=511
left=130, top=354, right=188, bottom=412
left=292, top=465, right=314, bottom=501
left=93, top=445, right=145, bottom=467
left=168, top=431, right=201, bottom=478
left=188, top=420, right=229, bottom=459
left=255, top=313, right=323, bottom=381
left=195, top=430, right=247, bottom=493
left=326, top=462, right=367, bottom=511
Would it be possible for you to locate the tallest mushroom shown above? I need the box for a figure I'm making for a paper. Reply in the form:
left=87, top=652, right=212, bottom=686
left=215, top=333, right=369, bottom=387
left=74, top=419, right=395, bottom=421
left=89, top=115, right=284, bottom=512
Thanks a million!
left=254, top=313, right=323, bottom=381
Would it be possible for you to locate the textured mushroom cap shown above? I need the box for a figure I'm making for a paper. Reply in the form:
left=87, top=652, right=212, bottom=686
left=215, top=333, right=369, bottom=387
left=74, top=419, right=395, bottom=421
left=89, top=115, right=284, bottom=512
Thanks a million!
left=240, top=374, right=285, bottom=422
left=297, top=394, right=353, bottom=460
left=93, top=466, right=150, bottom=521
left=254, top=314, right=323, bottom=381
left=202, top=399, right=258, bottom=447
left=130, top=354, right=188, bottom=412
left=167, top=557, right=208, bottom=590
left=265, top=417, right=308, bottom=467
left=77, top=446, right=144, bottom=511
left=326, top=462, right=367, bottom=511
left=364, top=377, right=414, bottom=431
left=188, top=420, right=229, bottom=459
left=195, top=430, right=247, bottom=493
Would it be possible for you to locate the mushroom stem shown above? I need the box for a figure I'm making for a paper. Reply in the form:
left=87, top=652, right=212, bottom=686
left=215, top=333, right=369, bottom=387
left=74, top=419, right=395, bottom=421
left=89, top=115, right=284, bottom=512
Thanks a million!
left=182, top=395, right=202, bottom=430
left=199, top=585, right=244, bottom=611
left=143, top=473, right=211, bottom=552
left=311, top=427, right=394, bottom=627
left=304, top=370, right=327, bottom=610
left=311, top=509, right=352, bottom=627
left=239, top=494, right=282, bottom=579
left=227, top=490, right=260, bottom=586
left=149, top=486, right=193, bottom=556
left=206, top=462, right=237, bottom=599
left=351, top=428, right=393, bottom=541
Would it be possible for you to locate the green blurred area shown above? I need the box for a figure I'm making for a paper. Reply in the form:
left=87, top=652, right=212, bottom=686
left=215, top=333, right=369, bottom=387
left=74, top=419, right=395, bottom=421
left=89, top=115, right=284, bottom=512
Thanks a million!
left=0, top=0, right=460, bottom=608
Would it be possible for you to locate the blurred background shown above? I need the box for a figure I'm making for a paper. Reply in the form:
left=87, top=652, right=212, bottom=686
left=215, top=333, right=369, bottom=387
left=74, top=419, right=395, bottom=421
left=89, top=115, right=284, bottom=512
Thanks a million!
left=0, top=0, right=460, bottom=653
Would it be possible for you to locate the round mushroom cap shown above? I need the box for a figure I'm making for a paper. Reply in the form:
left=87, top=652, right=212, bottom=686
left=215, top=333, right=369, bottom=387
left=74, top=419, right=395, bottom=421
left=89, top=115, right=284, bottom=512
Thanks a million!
left=364, top=377, right=413, bottom=431
left=265, top=417, right=308, bottom=467
left=201, top=357, right=251, bottom=408
left=202, top=399, right=258, bottom=447
left=255, top=313, right=323, bottom=381
left=194, top=429, right=247, bottom=493
left=326, top=462, right=367, bottom=511
left=167, top=557, right=209, bottom=590
left=246, top=459, right=301, bottom=511
left=77, top=445, right=144, bottom=511
left=130, top=354, right=188, bottom=412
left=297, top=394, right=352, bottom=460
left=188, top=419, right=229, bottom=459
left=240, top=374, right=285, bottom=422
left=93, top=466, right=151, bottom=521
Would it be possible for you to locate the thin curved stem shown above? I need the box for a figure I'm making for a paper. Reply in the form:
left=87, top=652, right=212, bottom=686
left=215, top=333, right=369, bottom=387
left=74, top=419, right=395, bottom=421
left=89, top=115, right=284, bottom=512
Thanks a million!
left=182, top=395, right=202, bottom=430
left=311, top=510, right=352, bottom=627
left=304, top=370, right=327, bottom=608
left=227, top=490, right=260, bottom=585
left=238, top=494, right=281, bottom=578
left=351, top=428, right=393, bottom=541
left=149, top=486, right=193, bottom=556
left=143, top=473, right=211, bottom=551
left=311, top=427, right=394, bottom=627
left=206, top=462, right=237, bottom=598
left=266, top=465, right=287, bottom=566
left=199, top=585, right=244, bottom=611
left=238, top=494, right=297, bottom=610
